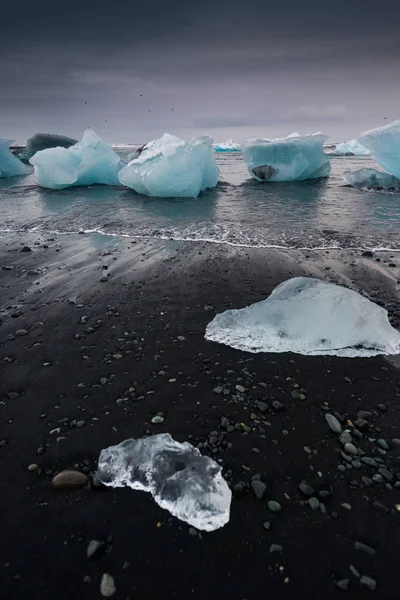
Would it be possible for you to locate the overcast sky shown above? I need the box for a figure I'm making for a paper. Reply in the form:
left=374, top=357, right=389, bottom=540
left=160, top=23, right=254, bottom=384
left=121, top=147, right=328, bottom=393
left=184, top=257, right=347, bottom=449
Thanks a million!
left=1, top=0, right=399, bottom=144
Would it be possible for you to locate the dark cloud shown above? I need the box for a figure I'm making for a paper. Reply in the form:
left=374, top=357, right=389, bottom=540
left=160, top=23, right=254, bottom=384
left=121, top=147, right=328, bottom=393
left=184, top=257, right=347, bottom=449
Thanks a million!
left=1, top=0, right=399, bottom=142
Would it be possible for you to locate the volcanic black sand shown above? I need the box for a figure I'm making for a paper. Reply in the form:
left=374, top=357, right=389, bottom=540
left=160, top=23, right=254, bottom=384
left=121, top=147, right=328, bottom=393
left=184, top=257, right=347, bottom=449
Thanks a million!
left=1, top=232, right=400, bottom=599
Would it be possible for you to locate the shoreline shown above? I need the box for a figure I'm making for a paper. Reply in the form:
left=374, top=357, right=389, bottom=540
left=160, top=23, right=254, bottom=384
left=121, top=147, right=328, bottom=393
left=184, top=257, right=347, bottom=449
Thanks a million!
left=1, top=232, right=400, bottom=599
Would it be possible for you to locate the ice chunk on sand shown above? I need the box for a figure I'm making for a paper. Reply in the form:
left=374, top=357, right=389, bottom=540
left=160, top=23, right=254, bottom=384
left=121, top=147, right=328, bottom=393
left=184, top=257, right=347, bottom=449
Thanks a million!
left=358, top=119, right=400, bottom=178
left=30, top=129, right=124, bottom=189
left=241, top=133, right=331, bottom=182
left=118, top=133, right=220, bottom=197
left=205, top=277, right=400, bottom=357
left=330, top=139, right=370, bottom=157
left=97, top=433, right=231, bottom=531
left=343, top=168, right=400, bottom=190
left=213, top=139, right=241, bottom=152
left=0, top=139, right=30, bottom=177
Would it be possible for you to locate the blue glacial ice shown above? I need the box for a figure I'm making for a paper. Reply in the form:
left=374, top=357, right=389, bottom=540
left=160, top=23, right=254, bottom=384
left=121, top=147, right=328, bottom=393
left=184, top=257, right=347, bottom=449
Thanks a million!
left=358, top=119, right=400, bottom=178
left=30, top=128, right=124, bottom=189
left=241, top=132, right=331, bottom=182
left=205, top=277, right=400, bottom=357
left=213, top=139, right=241, bottom=152
left=0, top=139, right=30, bottom=178
left=118, top=133, right=220, bottom=197
left=343, top=168, right=400, bottom=190
left=97, top=433, right=232, bottom=532
left=330, top=139, right=370, bottom=157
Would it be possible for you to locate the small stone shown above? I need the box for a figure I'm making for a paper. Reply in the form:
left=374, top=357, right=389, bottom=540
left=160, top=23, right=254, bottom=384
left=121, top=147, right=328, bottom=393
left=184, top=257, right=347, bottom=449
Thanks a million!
left=21, top=246, right=32, bottom=252
left=349, top=565, right=360, bottom=578
left=299, top=482, right=315, bottom=497
left=100, top=276, right=109, bottom=282
left=272, top=401, right=284, bottom=412
left=52, top=470, right=88, bottom=490
left=336, top=579, right=349, bottom=591
left=325, top=413, right=342, bottom=434
left=28, top=463, right=39, bottom=472
left=377, top=438, right=389, bottom=450
left=213, top=386, right=223, bottom=394
left=341, top=503, right=352, bottom=510
left=339, top=431, right=353, bottom=445
left=354, top=541, right=375, bottom=556
left=83, top=576, right=91, bottom=584
left=76, top=420, right=85, bottom=428
left=100, top=573, right=116, bottom=597
left=360, top=576, right=377, bottom=591
left=87, top=540, right=107, bottom=560
left=308, top=497, right=320, bottom=511
left=100, top=378, right=108, bottom=385
left=263, top=521, right=271, bottom=530
left=267, top=500, right=281, bottom=512
left=251, top=480, right=266, bottom=499
left=16, top=329, right=28, bottom=336
left=151, top=415, right=164, bottom=424
left=112, top=354, right=123, bottom=360
left=344, top=443, right=358, bottom=456
left=221, top=417, right=230, bottom=429
left=354, top=418, right=368, bottom=431
left=177, top=336, right=185, bottom=341
left=361, top=457, right=377, bottom=467
left=269, top=544, right=283, bottom=553
left=257, top=401, right=268, bottom=413
left=236, top=384, right=245, bottom=393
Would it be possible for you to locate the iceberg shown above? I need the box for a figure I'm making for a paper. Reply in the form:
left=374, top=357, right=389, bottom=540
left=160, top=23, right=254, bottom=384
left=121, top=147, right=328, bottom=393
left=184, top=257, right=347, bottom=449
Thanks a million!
left=330, top=139, right=370, bottom=157
left=241, top=132, right=331, bottom=182
left=213, top=140, right=241, bottom=152
left=118, top=133, right=220, bottom=197
left=97, top=433, right=232, bottom=532
left=358, top=119, right=400, bottom=178
left=343, top=168, right=400, bottom=190
left=30, top=129, right=124, bottom=189
left=205, top=277, right=400, bottom=357
left=0, top=139, right=30, bottom=178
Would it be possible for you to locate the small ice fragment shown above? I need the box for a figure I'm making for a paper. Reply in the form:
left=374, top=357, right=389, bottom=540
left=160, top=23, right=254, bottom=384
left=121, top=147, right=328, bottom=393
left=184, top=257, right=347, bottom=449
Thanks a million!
left=97, top=433, right=231, bottom=531
left=329, top=139, right=370, bottom=156
left=343, top=168, right=400, bottom=190
left=205, top=277, right=400, bottom=357
left=0, top=139, right=30, bottom=178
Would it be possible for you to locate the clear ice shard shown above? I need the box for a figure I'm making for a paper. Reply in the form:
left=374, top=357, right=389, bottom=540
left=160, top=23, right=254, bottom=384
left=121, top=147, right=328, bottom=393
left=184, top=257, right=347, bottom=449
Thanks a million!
left=30, top=128, right=124, bottom=189
left=241, top=132, right=331, bottom=182
left=0, top=139, right=30, bottom=178
left=118, top=133, right=220, bottom=197
left=343, top=168, right=400, bottom=190
left=357, top=119, right=400, bottom=179
left=97, top=433, right=232, bottom=532
left=330, top=139, right=370, bottom=156
left=205, top=277, right=400, bottom=357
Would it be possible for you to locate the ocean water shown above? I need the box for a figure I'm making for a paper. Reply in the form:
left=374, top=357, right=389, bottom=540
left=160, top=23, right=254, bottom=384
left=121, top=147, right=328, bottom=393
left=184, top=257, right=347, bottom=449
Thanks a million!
left=1, top=150, right=400, bottom=250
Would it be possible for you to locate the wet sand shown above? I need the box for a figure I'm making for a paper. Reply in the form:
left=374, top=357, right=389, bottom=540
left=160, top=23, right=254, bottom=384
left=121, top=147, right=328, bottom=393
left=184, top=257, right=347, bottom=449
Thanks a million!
left=1, top=232, right=400, bottom=599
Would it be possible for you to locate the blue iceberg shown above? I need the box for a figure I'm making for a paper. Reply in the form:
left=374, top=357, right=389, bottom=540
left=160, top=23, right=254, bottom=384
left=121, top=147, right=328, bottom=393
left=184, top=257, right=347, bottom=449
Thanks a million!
left=213, top=140, right=241, bottom=152
left=343, top=167, right=400, bottom=190
left=118, top=133, right=220, bottom=198
left=30, top=129, right=124, bottom=189
left=241, top=132, right=331, bottom=182
left=358, top=119, right=400, bottom=178
left=0, top=139, right=30, bottom=178
left=330, top=139, right=370, bottom=157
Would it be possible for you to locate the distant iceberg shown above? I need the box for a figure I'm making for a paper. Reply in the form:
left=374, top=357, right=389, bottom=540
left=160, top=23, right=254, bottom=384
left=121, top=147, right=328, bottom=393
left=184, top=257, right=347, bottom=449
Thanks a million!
left=97, top=433, right=232, bottom=532
left=241, top=132, right=331, bottom=182
left=343, top=167, right=400, bottom=190
left=213, top=140, right=241, bottom=152
left=205, top=277, right=400, bottom=357
left=30, top=129, right=124, bottom=189
left=118, top=133, right=220, bottom=197
left=330, top=139, right=370, bottom=157
left=0, top=139, right=30, bottom=178
left=357, top=119, right=400, bottom=179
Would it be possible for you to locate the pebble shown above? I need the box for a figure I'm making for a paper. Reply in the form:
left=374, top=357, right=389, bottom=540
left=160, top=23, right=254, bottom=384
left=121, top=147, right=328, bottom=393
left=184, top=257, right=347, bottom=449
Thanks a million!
left=299, top=482, right=315, bottom=497
left=100, top=573, right=116, bottom=597
left=308, top=497, right=320, bottom=511
left=83, top=576, right=91, bottom=584
left=339, top=431, right=353, bottom=445
left=269, top=544, right=283, bottom=553
left=100, top=378, right=108, bottom=385
left=267, top=500, right=281, bottom=512
left=360, top=575, right=377, bottom=591
left=336, top=579, right=349, bottom=591
left=87, top=540, right=107, bottom=559
left=354, top=541, right=375, bottom=556
left=52, top=470, right=88, bottom=490
left=236, top=384, right=245, bottom=393
left=272, top=401, right=284, bottom=411
left=377, top=438, right=389, bottom=450
left=151, top=415, right=164, bottom=424
left=112, top=354, right=123, bottom=360
left=220, top=417, right=230, bottom=429
left=76, top=420, right=86, bottom=428
left=28, top=463, right=39, bottom=472
left=349, top=565, right=360, bottom=578
left=21, top=246, right=32, bottom=252
left=100, top=276, right=109, bottom=282
left=325, top=413, right=342, bottom=434
left=361, top=457, right=377, bottom=467
left=16, top=329, right=28, bottom=336
left=251, top=480, right=266, bottom=499
left=257, top=401, right=268, bottom=413
left=344, top=443, right=358, bottom=456
left=177, top=336, right=185, bottom=341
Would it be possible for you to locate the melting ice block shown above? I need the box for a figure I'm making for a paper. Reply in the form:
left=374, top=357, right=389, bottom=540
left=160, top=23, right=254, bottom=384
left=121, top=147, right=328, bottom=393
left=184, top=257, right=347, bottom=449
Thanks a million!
left=97, top=433, right=231, bottom=531
left=330, top=139, right=370, bottom=157
left=205, top=277, right=400, bottom=357
left=213, top=139, right=241, bottom=152
left=30, top=129, right=124, bottom=189
left=241, top=133, right=331, bottom=182
left=358, top=119, right=400, bottom=178
left=343, top=168, right=400, bottom=190
left=118, top=133, right=220, bottom=197
left=0, top=139, right=30, bottom=177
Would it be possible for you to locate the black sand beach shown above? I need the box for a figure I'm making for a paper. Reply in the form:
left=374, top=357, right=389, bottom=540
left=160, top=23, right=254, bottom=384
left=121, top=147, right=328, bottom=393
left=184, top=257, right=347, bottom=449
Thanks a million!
left=1, top=233, right=400, bottom=599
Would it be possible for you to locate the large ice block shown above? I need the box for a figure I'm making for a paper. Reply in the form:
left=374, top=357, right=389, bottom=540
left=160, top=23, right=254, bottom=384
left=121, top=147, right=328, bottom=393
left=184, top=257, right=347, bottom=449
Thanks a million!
left=30, top=129, right=124, bottom=189
left=0, top=139, right=30, bottom=178
left=118, top=133, right=220, bottom=197
left=205, top=277, right=400, bottom=357
left=330, top=139, right=370, bottom=156
left=97, top=433, right=231, bottom=532
left=358, top=119, right=400, bottom=178
left=343, top=168, right=400, bottom=190
left=241, top=133, right=331, bottom=182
